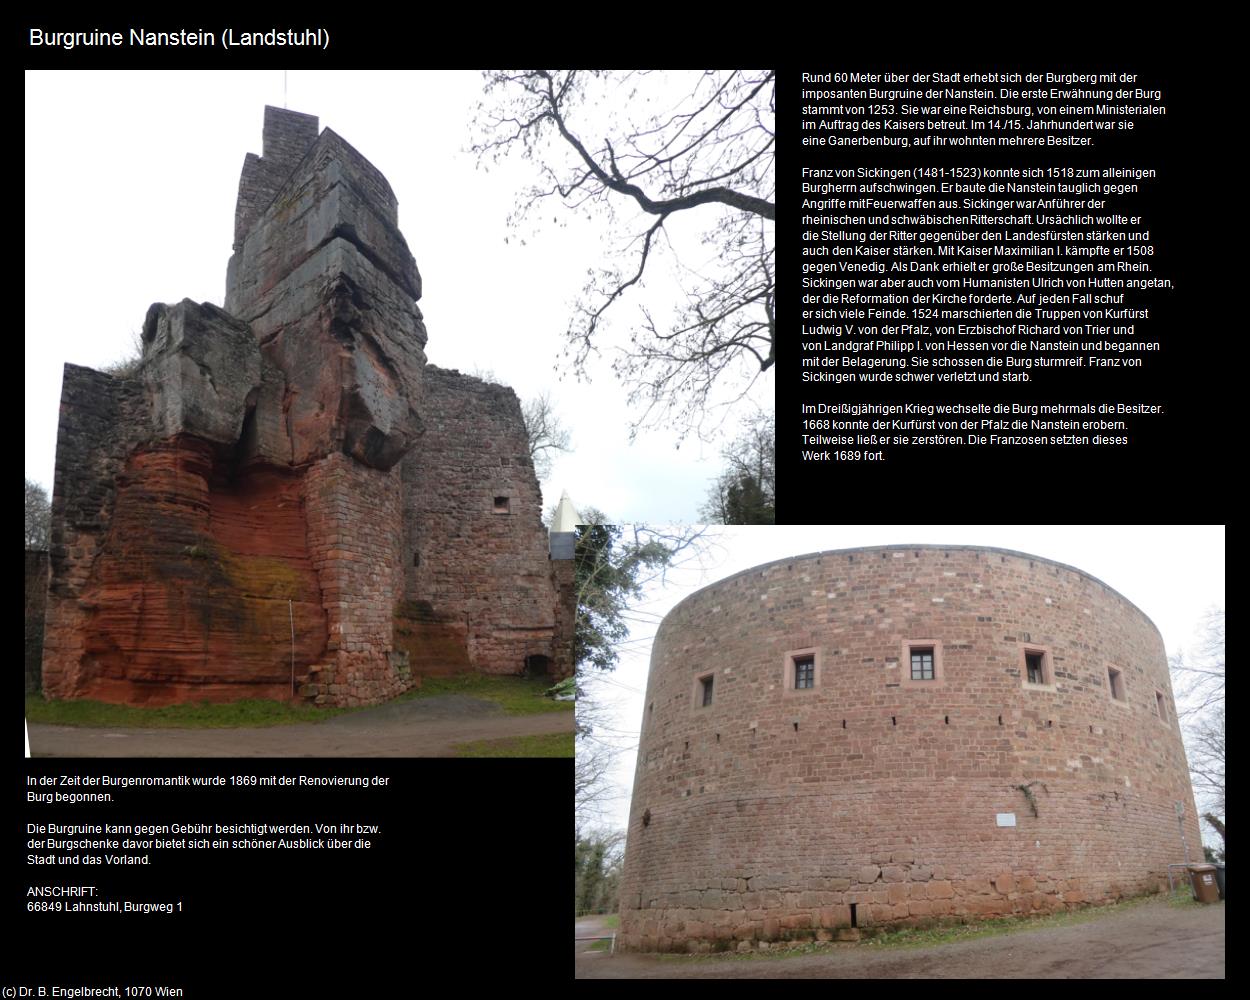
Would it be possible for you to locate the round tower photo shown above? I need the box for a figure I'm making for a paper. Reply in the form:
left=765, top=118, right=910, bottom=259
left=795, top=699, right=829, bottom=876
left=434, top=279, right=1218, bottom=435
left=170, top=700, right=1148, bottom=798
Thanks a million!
left=617, top=545, right=1201, bottom=952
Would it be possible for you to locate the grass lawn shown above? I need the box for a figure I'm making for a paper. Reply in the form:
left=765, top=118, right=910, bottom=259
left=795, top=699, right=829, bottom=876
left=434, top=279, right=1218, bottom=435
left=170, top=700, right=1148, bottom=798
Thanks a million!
left=25, top=674, right=573, bottom=730
left=860, top=898, right=1149, bottom=950
left=398, top=673, right=574, bottom=716
left=453, top=731, right=573, bottom=757
left=24, top=694, right=347, bottom=729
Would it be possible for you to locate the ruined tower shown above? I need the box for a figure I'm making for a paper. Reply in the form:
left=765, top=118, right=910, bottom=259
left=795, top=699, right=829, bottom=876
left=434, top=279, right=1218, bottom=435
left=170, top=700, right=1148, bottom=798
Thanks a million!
left=41, top=106, right=573, bottom=707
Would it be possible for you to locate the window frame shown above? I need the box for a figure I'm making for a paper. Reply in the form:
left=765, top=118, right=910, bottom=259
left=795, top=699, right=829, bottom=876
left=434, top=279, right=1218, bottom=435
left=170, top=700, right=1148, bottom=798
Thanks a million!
left=910, top=647, right=935, bottom=681
left=1019, top=644, right=1055, bottom=690
left=782, top=646, right=821, bottom=696
left=898, top=639, right=945, bottom=688
left=1154, top=688, right=1170, bottom=725
left=692, top=671, right=715, bottom=711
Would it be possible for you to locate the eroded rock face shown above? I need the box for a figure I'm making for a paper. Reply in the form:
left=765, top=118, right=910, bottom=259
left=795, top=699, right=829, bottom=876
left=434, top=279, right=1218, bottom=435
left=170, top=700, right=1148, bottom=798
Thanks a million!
left=226, top=128, right=426, bottom=472
left=42, top=106, right=571, bottom=708
left=141, top=300, right=261, bottom=447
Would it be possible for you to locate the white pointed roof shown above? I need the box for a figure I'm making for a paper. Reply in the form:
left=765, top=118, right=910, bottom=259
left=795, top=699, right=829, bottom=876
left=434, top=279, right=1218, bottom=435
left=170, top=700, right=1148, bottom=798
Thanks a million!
left=551, top=491, right=581, bottom=533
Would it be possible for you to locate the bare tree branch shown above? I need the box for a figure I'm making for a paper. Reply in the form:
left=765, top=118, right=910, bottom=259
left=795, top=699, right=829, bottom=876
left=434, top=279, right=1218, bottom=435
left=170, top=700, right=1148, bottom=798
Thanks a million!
left=1171, top=608, right=1225, bottom=827
left=471, top=69, right=775, bottom=439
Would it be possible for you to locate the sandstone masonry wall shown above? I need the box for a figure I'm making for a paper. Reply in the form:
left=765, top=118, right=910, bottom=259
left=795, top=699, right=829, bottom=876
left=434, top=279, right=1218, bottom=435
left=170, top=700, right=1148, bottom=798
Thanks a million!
left=233, top=107, right=318, bottom=250
left=42, top=366, right=149, bottom=699
left=403, top=367, right=560, bottom=674
left=618, top=545, right=1202, bottom=952
left=303, top=454, right=408, bottom=705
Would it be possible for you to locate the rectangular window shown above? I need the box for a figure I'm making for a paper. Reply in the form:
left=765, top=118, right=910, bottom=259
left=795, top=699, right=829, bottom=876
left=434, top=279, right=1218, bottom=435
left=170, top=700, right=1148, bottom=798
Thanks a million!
left=794, top=655, right=815, bottom=689
left=1155, top=690, right=1168, bottom=722
left=900, top=640, right=943, bottom=688
left=1108, top=667, right=1125, bottom=701
left=701, top=675, right=714, bottom=707
left=1026, top=652, right=1045, bottom=684
left=1019, top=645, right=1054, bottom=689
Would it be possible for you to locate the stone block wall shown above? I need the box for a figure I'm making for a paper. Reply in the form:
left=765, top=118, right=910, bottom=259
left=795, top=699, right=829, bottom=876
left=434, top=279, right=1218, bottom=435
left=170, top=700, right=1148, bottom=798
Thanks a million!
left=233, top=106, right=319, bottom=249
left=303, top=454, right=407, bottom=705
left=42, top=366, right=149, bottom=699
left=618, top=545, right=1202, bottom=951
left=403, top=367, right=560, bottom=675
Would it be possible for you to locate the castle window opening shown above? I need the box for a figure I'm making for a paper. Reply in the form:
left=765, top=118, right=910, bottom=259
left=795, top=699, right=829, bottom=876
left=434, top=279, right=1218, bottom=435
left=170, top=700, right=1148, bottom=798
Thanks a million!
left=699, top=673, right=714, bottom=707
left=493, top=496, right=510, bottom=513
left=794, top=655, right=814, bottom=689
left=900, top=639, right=944, bottom=687
left=783, top=647, right=820, bottom=694
left=1155, top=689, right=1168, bottom=722
left=1026, top=652, right=1044, bottom=684
left=1020, top=645, right=1054, bottom=687
left=525, top=654, right=551, bottom=678
left=1108, top=666, right=1125, bottom=701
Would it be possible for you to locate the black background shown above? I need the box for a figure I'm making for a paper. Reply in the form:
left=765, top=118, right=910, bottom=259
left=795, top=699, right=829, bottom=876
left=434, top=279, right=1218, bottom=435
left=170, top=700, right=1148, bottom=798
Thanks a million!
left=14, top=759, right=570, bottom=992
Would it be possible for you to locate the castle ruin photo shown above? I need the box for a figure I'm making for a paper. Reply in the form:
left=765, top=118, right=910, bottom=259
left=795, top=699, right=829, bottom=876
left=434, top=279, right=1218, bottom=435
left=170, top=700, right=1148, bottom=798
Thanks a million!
left=41, top=106, right=575, bottom=708
left=618, top=545, right=1201, bottom=952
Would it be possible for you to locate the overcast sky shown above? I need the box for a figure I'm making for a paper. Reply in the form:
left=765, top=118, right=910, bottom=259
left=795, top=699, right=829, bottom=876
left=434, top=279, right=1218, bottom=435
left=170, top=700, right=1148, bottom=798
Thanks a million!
left=24, top=70, right=773, bottom=522
left=582, top=524, right=1225, bottom=841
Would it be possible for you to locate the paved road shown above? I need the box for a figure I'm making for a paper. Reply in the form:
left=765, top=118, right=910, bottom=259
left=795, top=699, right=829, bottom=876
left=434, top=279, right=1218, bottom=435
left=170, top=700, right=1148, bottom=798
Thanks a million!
left=576, top=915, right=618, bottom=957
left=28, top=695, right=574, bottom=757
left=576, top=898, right=1225, bottom=978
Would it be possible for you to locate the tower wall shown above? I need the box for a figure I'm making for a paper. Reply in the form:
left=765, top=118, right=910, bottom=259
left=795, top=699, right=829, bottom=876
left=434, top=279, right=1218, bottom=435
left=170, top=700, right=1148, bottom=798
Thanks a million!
left=400, top=367, right=562, bottom=675
left=618, top=545, right=1201, bottom=952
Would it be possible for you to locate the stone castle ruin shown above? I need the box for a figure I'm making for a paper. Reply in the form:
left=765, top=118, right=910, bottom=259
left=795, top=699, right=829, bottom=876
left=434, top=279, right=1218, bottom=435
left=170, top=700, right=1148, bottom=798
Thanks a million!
left=41, top=106, right=575, bottom=707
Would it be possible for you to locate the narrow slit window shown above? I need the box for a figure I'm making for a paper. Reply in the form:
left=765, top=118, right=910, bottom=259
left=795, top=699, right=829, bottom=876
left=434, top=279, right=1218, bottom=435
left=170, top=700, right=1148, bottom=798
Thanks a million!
left=1108, top=667, right=1125, bottom=701
left=1155, top=690, right=1168, bottom=722
left=700, top=674, right=714, bottom=707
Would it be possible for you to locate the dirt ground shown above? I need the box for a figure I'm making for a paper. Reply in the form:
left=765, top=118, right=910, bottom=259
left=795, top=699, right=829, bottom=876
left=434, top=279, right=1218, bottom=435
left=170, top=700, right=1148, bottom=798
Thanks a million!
left=27, top=694, right=574, bottom=757
left=575, top=897, right=1225, bottom=978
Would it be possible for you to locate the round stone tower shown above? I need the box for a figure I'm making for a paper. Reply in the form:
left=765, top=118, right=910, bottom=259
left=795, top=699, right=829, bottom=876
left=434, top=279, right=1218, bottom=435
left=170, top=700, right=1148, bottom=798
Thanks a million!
left=618, top=545, right=1200, bottom=952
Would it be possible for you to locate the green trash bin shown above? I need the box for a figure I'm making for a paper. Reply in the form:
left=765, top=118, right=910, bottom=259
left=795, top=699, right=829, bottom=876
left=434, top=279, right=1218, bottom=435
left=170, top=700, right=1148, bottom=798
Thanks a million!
left=1188, top=864, right=1220, bottom=903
